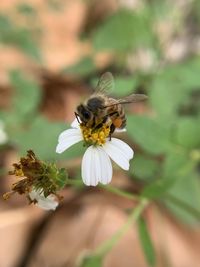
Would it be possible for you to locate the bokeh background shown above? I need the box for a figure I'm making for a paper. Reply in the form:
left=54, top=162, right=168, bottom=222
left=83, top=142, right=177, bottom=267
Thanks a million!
left=0, top=0, right=200, bottom=267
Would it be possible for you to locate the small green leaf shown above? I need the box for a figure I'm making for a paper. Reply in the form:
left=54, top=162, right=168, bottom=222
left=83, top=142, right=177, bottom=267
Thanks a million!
left=175, top=118, right=200, bottom=149
left=130, top=155, right=159, bottom=180
left=127, top=115, right=172, bottom=155
left=138, top=217, right=156, bottom=267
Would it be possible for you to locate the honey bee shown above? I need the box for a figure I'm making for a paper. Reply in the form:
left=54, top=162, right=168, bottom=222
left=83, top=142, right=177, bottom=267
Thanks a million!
left=75, top=72, right=147, bottom=135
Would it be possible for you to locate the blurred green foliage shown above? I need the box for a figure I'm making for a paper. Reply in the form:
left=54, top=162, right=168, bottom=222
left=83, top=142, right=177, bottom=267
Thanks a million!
left=0, top=1, right=200, bottom=266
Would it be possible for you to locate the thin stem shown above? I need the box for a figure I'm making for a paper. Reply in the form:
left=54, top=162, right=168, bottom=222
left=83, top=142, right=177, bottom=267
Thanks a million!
left=66, top=178, right=83, bottom=186
left=100, top=184, right=139, bottom=201
left=94, top=198, right=149, bottom=256
left=165, top=193, right=200, bottom=221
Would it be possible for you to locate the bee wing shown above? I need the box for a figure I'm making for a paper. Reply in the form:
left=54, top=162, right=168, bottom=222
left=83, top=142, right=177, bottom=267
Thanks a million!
left=103, top=94, right=148, bottom=107
left=117, top=94, right=148, bottom=104
left=95, top=72, right=114, bottom=95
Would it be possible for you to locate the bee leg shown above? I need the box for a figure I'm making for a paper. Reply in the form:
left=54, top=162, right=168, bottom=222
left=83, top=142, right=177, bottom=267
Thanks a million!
left=92, top=115, right=109, bottom=132
left=108, top=124, right=115, bottom=141
left=110, top=124, right=115, bottom=134
left=74, top=112, right=81, bottom=123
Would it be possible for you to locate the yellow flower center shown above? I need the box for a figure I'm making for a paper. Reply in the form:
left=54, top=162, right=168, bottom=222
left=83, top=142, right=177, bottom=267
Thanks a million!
left=80, top=124, right=111, bottom=146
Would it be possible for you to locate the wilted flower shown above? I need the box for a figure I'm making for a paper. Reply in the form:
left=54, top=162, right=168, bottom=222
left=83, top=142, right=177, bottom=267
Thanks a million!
left=3, top=150, right=67, bottom=210
left=56, top=119, right=134, bottom=186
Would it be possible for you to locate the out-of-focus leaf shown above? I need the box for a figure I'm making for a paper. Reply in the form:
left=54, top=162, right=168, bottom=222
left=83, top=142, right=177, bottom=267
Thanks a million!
left=127, top=115, right=172, bottom=155
left=150, top=75, right=187, bottom=119
left=163, top=151, right=194, bottom=179
left=138, top=217, right=156, bottom=267
left=113, top=77, right=138, bottom=97
left=9, top=70, right=41, bottom=118
left=79, top=254, right=103, bottom=267
left=9, top=115, right=85, bottom=160
left=150, top=59, right=200, bottom=119
left=63, top=57, right=96, bottom=77
left=164, top=174, right=200, bottom=224
left=0, top=14, right=41, bottom=60
left=130, top=155, right=159, bottom=180
left=16, top=3, right=37, bottom=16
left=92, top=9, right=155, bottom=52
left=141, top=177, right=176, bottom=199
left=175, top=118, right=200, bottom=149
left=10, top=116, right=65, bottom=159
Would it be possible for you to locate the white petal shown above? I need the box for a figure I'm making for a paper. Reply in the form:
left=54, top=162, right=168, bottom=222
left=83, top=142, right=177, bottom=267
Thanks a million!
left=109, top=138, right=134, bottom=160
left=97, top=147, right=113, bottom=184
left=58, top=128, right=82, bottom=142
left=81, top=146, right=112, bottom=186
left=102, top=138, right=134, bottom=170
left=71, top=118, right=80, bottom=128
left=36, top=196, right=58, bottom=211
left=29, top=189, right=58, bottom=211
left=115, top=128, right=127, bottom=133
left=56, top=128, right=83, bottom=154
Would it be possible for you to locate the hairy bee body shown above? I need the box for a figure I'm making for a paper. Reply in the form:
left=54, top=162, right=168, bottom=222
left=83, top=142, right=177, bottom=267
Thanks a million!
left=76, top=95, right=126, bottom=134
left=75, top=72, right=147, bottom=135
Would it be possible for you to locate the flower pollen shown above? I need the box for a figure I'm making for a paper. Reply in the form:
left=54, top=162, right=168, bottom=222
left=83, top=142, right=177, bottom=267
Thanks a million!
left=80, top=123, right=110, bottom=146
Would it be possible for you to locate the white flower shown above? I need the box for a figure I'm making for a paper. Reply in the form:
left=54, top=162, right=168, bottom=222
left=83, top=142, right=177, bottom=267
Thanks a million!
left=29, top=189, right=59, bottom=211
left=0, top=120, right=8, bottom=145
left=56, top=119, right=134, bottom=186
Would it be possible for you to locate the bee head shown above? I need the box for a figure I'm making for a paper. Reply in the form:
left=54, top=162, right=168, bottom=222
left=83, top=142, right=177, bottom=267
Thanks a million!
left=76, top=104, right=92, bottom=123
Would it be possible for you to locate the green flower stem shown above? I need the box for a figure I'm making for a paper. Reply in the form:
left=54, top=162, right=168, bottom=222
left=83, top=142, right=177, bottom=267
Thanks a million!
left=65, top=178, right=139, bottom=200
left=165, top=193, right=200, bottom=221
left=94, top=198, right=149, bottom=257
left=100, top=184, right=139, bottom=200
left=66, top=178, right=83, bottom=186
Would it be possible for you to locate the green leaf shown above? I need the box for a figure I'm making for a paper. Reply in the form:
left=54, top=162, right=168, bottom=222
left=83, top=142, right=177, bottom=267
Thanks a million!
left=141, top=177, right=176, bottom=199
left=9, top=115, right=85, bottom=161
left=138, top=217, right=156, bottom=267
left=92, top=9, right=155, bottom=52
left=80, top=255, right=103, bottom=267
left=10, top=116, right=66, bottom=160
left=130, top=155, right=159, bottom=180
left=127, top=115, right=172, bottom=155
left=164, top=174, right=200, bottom=224
left=163, top=151, right=193, bottom=179
left=150, top=59, right=200, bottom=119
left=175, top=118, right=200, bottom=149
left=150, top=74, right=187, bottom=119
left=9, top=70, right=41, bottom=118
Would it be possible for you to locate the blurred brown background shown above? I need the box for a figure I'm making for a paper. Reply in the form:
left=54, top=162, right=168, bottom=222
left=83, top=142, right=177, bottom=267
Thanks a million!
left=0, top=1, right=200, bottom=267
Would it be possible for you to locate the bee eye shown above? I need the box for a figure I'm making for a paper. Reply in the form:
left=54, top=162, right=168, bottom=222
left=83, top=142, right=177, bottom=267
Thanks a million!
left=83, top=110, right=90, bottom=119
